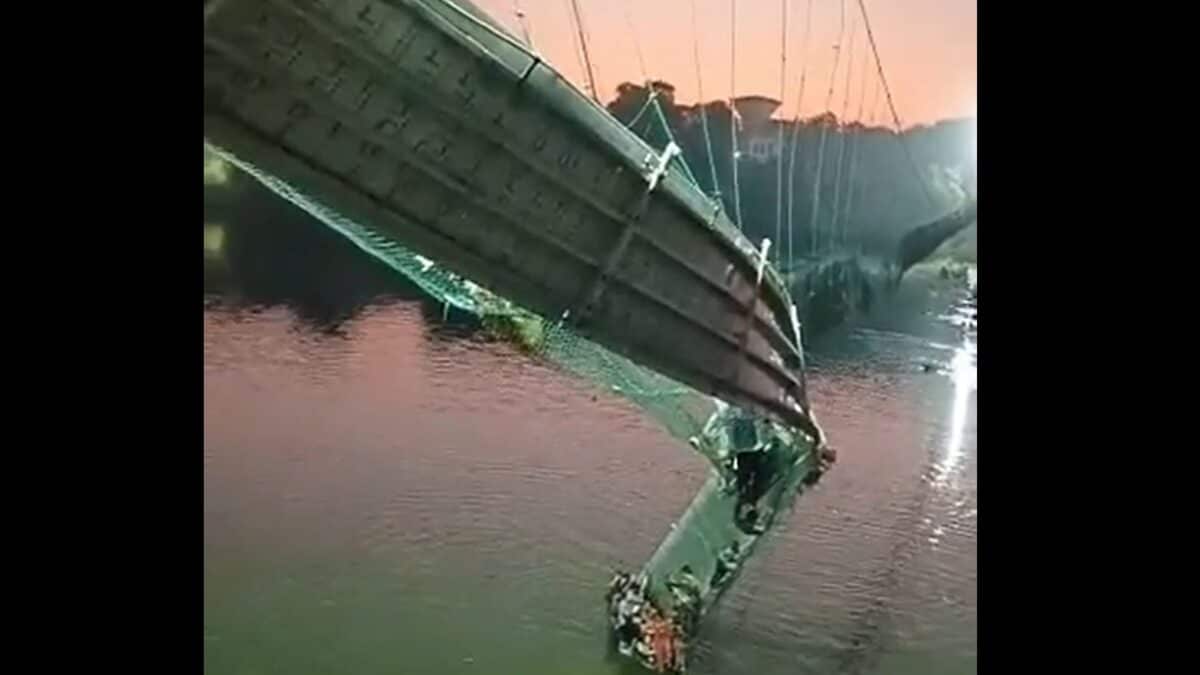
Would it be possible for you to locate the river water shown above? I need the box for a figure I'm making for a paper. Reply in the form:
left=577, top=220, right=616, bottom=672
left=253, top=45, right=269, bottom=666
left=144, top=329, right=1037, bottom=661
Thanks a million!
left=203, top=199, right=976, bottom=674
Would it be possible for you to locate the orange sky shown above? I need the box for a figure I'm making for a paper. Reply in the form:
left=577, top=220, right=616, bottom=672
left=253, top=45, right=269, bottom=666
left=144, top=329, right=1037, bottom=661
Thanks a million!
left=473, top=0, right=976, bottom=126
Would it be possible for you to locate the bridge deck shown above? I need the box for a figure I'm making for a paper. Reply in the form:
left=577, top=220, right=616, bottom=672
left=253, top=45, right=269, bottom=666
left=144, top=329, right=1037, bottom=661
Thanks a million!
left=203, top=0, right=819, bottom=433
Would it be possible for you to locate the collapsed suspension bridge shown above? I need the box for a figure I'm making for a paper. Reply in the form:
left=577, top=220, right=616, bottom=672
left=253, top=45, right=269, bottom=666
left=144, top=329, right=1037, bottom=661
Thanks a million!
left=203, top=0, right=975, bottom=672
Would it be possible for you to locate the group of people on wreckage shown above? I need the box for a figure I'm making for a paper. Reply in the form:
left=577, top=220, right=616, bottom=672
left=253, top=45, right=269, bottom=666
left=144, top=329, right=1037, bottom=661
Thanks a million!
left=712, top=408, right=835, bottom=536
left=606, top=571, right=689, bottom=672
left=606, top=555, right=743, bottom=673
left=607, top=410, right=835, bottom=672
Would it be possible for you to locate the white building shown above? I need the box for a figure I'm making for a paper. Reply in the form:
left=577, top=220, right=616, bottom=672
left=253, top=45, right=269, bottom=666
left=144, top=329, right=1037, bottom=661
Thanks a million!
left=733, top=96, right=784, bottom=164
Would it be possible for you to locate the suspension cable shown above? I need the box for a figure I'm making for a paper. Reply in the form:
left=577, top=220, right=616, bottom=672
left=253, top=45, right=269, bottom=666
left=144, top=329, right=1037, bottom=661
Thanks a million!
left=848, top=68, right=882, bottom=255
left=855, top=0, right=935, bottom=210
left=830, top=19, right=859, bottom=251
left=627, top=89, right=658, bottom=129
left=651, top=97, right=702, bottom=187
left=729, top=0, right=743, bottom=230
left=619, top=1, right=700, bottom=188
left=689, top=0, right=722, bottom=202
left=623, top=1, right=649, bottom=84
left=808, top=0, right=847, bottom=255
left=512, top=0, right=534, bottom=50
left=841, top=42, right=873, bottom=245
left=566, top=0, right=600, bottom=103
left=784, top=0, right=815, bottom=272
left=775, top=0, right=789, bottom=266
left=635, top=103, right=657, bottom=140
left=563, top=1, right=589, bottom=96
left=868, top=60, right=882, bottom=124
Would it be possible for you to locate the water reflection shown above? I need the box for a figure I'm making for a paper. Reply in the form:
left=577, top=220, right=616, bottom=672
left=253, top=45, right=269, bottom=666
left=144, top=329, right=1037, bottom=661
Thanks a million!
left=204, top=168, right=439, bottom=335
left=935, top=338, right=976, bottom=487
left=932, top=286, right=978, bottom=489
left=782, top=280, right=977, bottom=674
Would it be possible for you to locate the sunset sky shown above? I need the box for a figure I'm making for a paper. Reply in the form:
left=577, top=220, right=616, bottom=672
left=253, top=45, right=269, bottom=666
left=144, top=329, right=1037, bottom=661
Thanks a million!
left=472, top=0, right=976, bottom=126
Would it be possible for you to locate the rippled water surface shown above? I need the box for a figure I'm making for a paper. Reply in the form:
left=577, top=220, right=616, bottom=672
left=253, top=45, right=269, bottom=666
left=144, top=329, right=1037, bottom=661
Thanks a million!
left=203, top=206, right=976, bottom=675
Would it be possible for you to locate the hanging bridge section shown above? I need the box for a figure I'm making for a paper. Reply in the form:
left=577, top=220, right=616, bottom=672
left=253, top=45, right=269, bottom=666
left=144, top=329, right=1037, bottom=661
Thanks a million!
left=203, top=0, right=820, bottom=439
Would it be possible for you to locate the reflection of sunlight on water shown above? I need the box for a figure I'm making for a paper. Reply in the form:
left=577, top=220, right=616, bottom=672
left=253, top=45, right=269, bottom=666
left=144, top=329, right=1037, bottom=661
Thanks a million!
left=934, top=337, right=976, bottom=487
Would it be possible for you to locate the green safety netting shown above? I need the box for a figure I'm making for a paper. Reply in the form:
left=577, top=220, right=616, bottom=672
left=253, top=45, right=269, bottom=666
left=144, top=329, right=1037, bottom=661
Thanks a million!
left=208, top=143, right=718, bottom=446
